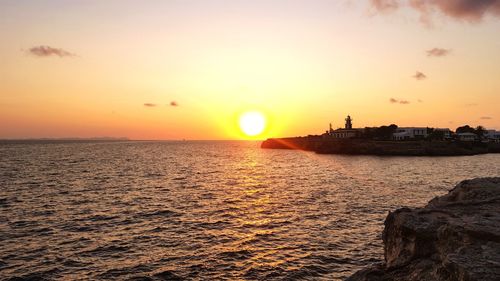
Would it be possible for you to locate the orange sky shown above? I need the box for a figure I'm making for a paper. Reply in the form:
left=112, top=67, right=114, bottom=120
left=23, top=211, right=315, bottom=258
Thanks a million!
left=1, top=0, right=499, bottom=140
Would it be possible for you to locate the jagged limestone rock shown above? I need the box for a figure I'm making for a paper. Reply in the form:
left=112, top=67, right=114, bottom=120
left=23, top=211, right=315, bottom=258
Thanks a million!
left=347, top=177, right=500, bottom=281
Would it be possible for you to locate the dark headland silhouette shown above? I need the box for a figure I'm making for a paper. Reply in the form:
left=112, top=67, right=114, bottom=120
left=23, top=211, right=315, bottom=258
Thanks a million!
left=0, top=137, right=129, bottom=144
left=262, top=116, right=500, bottom=156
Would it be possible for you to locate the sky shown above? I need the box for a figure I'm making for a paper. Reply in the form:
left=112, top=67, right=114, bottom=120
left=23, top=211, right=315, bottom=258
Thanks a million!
left=1, top=0, right=499, bottom=140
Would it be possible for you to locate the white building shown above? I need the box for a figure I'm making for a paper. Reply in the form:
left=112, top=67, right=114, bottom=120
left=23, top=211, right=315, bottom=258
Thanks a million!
left=392, top=127, right=428, bottom=140
left=457, top=132, right=478, bottom=142
left=330, top=130, right=358, bottom=139
left=486, top=130, right=500, bottom=142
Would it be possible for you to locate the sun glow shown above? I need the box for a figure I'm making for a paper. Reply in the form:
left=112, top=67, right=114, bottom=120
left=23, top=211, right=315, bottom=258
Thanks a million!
left=239, top=111, right=266, bottom=137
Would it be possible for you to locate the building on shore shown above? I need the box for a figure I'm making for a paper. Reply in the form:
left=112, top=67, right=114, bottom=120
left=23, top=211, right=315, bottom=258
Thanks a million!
left=392, top=127, right=429, bottom=140
left=434, top=128, right=452, bottom=139
left=320, top=117, right=494, bottom=142
left=486, top=130, right=500, bottom=142
left=324, top=115, right=361, bottom=139
left=457, top=132, right=478, bottom=142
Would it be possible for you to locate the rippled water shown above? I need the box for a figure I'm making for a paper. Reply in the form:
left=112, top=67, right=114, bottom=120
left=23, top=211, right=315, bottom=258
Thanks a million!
left=1, top=140, right=499, bottom=280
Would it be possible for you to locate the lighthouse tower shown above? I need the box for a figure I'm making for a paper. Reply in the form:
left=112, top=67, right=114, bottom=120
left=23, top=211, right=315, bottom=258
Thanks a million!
left=345, top=115, right=353, bottom=130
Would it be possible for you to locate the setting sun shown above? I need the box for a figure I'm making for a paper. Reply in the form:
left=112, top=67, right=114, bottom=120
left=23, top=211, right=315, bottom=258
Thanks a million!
left=239, top=111, right=266, bottom=137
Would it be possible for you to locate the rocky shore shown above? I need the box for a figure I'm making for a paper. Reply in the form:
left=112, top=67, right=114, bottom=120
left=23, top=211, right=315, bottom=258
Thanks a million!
left=346, top=177, right=500, bottom=281
left=261, top=137, right=500, bottom=156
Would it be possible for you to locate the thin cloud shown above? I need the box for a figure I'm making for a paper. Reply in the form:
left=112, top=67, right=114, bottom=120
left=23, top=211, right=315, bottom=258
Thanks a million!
left=465, top=103, right=478, bottom=107
left=370, top=0, right=500, bottom=24
left=370, top=0, right=400, bottom=13
left=480, top=116, right=492, bottom=120
left=144, top=103, right=157, bottom=107
left=27, top=45, right=76, bottom=57
left=170, top=101, right=178, bottom=107
left=410, top=0, right=500, bottom=23
left=426, top=48, right=451, bottom=57
left=390, top=98, right=411, bottom=104
left=413, top=71, right=427, bottom=80
left=418, top=99, right=423, bottom=103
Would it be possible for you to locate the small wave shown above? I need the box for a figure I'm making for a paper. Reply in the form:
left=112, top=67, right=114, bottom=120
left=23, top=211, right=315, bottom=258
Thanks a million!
left=145, top=173, right=164, bottom=178
left=9, top=220, right=36, bottom=228
left=136, top=209, right=180, bottom=218
left=244, top=265, right=285, bottom=280
left=194, top=220, right=230, bottom=230
left=63, top=225, right=95, bottom=233
left=100, top=264, right=153, bottom=279
left=312, top=254, right=355, bottom=265
left=153, top=270, right=184, bottom=280
left=31, top=227, right=54, bottom=234
left=87, top=214, right=120, bottom=221
left=217, top=249, right=253, bottom=261
left=82, top=244, right=130, bottom=256
left=5, top=267, right=62, bottom=281
left=32, top=210, right=55, bottom=216
left=149, top=226, right=167, bottom=233
left=62, top=259, right=89, bottom=268
left=58, top=237, right=92, bottom=246
left=0, top=197, right=9, bottom=207
left=116, top=218, right=134, bottom=225
left=283, top=264, right=329, bottom=280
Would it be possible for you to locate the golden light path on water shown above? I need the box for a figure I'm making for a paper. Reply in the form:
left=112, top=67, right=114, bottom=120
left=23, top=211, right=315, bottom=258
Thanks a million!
left=1, top=140, right=499, bottom=280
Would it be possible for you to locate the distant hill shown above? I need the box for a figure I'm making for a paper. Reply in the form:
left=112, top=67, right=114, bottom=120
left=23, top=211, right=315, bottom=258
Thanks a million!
left=0, top=137, right=130, bottom=143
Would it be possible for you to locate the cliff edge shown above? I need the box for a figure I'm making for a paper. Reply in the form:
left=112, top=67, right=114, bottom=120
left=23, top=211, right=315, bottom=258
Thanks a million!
left=347, top=177, right=500, bottom=281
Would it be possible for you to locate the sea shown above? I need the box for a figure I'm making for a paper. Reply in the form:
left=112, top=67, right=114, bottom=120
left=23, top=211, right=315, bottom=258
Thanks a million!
left=1, top=140, right=499, bottom=280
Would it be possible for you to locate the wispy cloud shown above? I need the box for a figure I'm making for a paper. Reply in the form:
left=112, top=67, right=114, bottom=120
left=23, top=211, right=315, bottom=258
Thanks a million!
left=426, top=48, right=451, bottom=57
left=410, top=0, right=500, bottom=23
left=170, top=101, right=178, bottom=107
left=465, top=103, right=478, bottom=107
left=27, top=45, right=76, bottom=57
left=413, top=71, right=427, bottom=80
left=480, top=116, right=492, bottom=120
left=390, top=98, right=411, bottom=104
left=370, top=0, right=500, bottom=24
left=144, top=103, right=157, bottom=107
left=370, top=0, right=400, bottom=13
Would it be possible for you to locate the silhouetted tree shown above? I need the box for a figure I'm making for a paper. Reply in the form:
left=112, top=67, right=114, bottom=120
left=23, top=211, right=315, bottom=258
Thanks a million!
left=428, top=129, right=445, bottom=140
left=374, top=124, right=398, bottom=140
left=456, top=125, right=475, bottom=134
left=475, top=126, right=486, bottom=140
left=361, top=127, right=375, bottom=139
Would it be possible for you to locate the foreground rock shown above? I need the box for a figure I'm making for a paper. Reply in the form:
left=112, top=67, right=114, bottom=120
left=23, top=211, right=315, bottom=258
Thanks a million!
left=347, top=177, right=500, bottom=281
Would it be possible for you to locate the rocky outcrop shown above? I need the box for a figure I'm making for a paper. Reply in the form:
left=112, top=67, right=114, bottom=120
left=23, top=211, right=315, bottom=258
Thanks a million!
left=346, top=177, right=500, bottom=281
left=260, top=137, right=323, bottom=151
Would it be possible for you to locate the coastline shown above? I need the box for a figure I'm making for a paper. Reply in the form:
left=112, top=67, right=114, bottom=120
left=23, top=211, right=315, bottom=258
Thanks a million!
left=261, top=137, right=500, bottom=156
